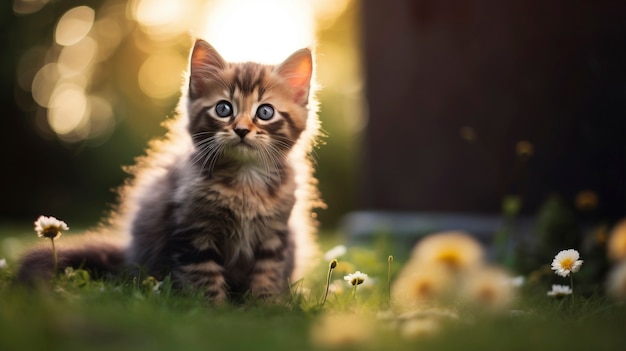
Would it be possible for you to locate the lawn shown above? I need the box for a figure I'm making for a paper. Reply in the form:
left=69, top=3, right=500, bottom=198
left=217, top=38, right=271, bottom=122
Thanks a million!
left=1, top=224, right=626, bottom=351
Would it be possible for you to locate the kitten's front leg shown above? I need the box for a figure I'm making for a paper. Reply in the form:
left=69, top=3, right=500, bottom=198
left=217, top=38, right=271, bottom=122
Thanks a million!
left=173, top=244, right=229, bottom=303
left=250, top=234, right=291, bottom=299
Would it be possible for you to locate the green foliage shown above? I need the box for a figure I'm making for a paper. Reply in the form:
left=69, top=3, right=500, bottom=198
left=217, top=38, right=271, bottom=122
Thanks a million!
left=1, top=236, right=626, bottom=351
left=536, top=195, right=581, bottom=259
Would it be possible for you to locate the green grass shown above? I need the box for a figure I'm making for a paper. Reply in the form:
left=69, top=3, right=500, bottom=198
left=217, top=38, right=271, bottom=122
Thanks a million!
left=1, top=227, right=626, bottom=351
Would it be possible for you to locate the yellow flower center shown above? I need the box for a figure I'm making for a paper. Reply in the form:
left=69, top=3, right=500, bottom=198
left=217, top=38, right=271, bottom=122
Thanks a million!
left=413, top=281, right=433, bottom=299
left=560, top=258, right=574, bottom=270
left=477, top=286, right=497, bottom=304
left=350, top=277, right=364, bottom=286
left=42, top=228, right=61, bottom=239
left=436, top=250, right=462, bottom=269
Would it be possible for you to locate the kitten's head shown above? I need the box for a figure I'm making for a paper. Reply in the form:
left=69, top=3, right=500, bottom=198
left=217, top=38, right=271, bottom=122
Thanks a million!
left=186, top=39, right=313, bottom=166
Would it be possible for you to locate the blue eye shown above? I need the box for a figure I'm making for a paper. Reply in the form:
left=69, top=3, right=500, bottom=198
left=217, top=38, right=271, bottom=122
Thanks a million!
left=256, top=104, right=275, bottom=121
left=215, top=101, right=233, bottom=118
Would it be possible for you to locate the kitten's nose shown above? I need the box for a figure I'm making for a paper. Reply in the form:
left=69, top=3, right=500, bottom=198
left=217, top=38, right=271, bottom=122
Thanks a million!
left=234, top=128, right=250, bottom=139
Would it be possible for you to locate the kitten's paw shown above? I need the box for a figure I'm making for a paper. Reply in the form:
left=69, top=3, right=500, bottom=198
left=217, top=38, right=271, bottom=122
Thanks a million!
left=250, top=284, right=285, bottom=303
left=204, top=288, right=228, bottom=304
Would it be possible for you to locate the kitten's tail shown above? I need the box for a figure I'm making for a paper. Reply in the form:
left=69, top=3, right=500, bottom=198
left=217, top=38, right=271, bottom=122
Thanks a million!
left=17, top=233, right=127, bottom=285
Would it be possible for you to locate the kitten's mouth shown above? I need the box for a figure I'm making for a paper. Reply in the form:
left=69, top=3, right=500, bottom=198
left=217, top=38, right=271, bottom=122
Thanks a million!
left=228, top=140, right=258, bottom=156
left=224, top=141, right=260, bottom=162
left=235, top=140, right=254, bottom=149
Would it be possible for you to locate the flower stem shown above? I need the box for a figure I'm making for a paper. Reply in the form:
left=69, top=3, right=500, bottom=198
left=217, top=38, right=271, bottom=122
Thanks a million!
left=322, top=260, right=337, bottom=306
left=387, top=255, right=393, bottom=305
left=352, top=283, right=358, bottom=300
left=50, top=238, right=58, bottom=275
left=569, top=274, right=574, bottom=295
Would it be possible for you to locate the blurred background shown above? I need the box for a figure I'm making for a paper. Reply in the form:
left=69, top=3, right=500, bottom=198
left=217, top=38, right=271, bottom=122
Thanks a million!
left=1, top=0, right=362, bottom=229
left=1, top=0, right=625, bottom=256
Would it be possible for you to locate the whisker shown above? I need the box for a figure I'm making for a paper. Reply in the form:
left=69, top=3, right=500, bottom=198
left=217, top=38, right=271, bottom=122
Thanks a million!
left=260, top=144, right=283, bottom=184
left=206, top=143, right=226, bottom=176
left=201, top=143, right=223, bottom=173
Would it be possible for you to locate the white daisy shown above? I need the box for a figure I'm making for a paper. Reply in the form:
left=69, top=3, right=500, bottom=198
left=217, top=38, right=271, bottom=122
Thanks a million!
left=310, top=313, right=374, bottom=347
left=344, top=271, right=368, bottom=286
left=34, top=215, right=69, bottom=239
left=324, top=245, right=347, bottom=261
left=0, top=258, right=6, bottom=269
left=547, top=284, right=572, bottom=297
left=551, top=249, right=583, bottom=277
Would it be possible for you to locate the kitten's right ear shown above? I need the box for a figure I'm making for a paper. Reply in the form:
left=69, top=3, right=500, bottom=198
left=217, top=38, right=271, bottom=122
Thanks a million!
left=275, top=48, right=313, bottom=106
left=189, top=39, right=226, bottom=98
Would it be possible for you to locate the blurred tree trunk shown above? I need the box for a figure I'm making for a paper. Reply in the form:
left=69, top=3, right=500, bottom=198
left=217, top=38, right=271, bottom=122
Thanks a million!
left=360, top=0, right=626, bottom=221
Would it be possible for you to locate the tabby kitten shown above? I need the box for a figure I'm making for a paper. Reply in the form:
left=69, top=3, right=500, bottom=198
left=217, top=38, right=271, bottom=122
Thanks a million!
left=18, top=39, right=322, bottom=302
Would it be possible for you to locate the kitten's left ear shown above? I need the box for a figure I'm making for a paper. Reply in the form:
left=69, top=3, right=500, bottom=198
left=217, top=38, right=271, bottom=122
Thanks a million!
left=189, top=39, right=226, bottom=98
left=275, top=48, right=313, bottom=106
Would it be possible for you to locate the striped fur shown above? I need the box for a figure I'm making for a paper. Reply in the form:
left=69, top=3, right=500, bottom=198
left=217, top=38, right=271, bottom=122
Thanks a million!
left=18, top=39, right=322, bottom=302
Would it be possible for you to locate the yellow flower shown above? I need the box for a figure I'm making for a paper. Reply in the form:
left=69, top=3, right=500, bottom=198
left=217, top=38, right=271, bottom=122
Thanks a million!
left=401, top=318, right=440, bottom=339
left=34, top=215, right=69, bottom=239
left=551, top=249, right=583, bottom=277
left=142, top=276, right=163, bottom=292
left=392, top=264, right=452, bottom=307
left=411, top=231, right=484, bottom=272
left=461, top=266, right=515, bottom=311
left=310, top=313, right=375, bottom=348
left=607, top=261, right=626, bottom=301
left=608, top=219, right=626, bottom=261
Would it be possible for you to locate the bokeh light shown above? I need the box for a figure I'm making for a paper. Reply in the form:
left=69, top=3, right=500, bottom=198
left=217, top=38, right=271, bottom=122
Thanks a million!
left=17, top=0, right=360, bottom=151
left=12, top=0, right=50, bottom=15
left=57, top=36, right=98, bottom=76
left=55, top=6, right=95, bottom=46
left=31, top=63, right=59, bottom=108
left=138, top=53, right=187, bottom=99
left=48, top=83, right=89, bottom=139
left=11, top=0, right=362, bottom=227
left=130, top=0, right=189, bottom=40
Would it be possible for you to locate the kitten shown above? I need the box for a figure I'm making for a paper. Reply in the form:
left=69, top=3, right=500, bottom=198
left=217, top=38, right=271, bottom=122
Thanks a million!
left=18, top=39, right=322, bottom=302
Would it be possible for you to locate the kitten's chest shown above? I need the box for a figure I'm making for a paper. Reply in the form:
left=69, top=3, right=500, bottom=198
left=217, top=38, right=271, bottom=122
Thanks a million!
left=179, top=167, right=294, bottom=265
left=204, top=165, right=295, bottom=219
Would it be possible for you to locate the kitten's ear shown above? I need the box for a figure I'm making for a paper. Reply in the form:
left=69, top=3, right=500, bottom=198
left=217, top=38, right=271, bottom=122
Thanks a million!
left=275, top=48, right=313, bottom=106
left=189, top=39, right=226, bottom=98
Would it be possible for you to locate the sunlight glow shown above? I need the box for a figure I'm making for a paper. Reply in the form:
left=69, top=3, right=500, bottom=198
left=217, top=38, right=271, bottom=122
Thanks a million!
left=312, top=0, right=351, bottom=29
left=133, top=0, right=182, bottom=26
left=130, top=0, right=188, bottom=40
left=200, top=0, right=315, bottom=64
left=22, top=0, right=356, bottom=143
